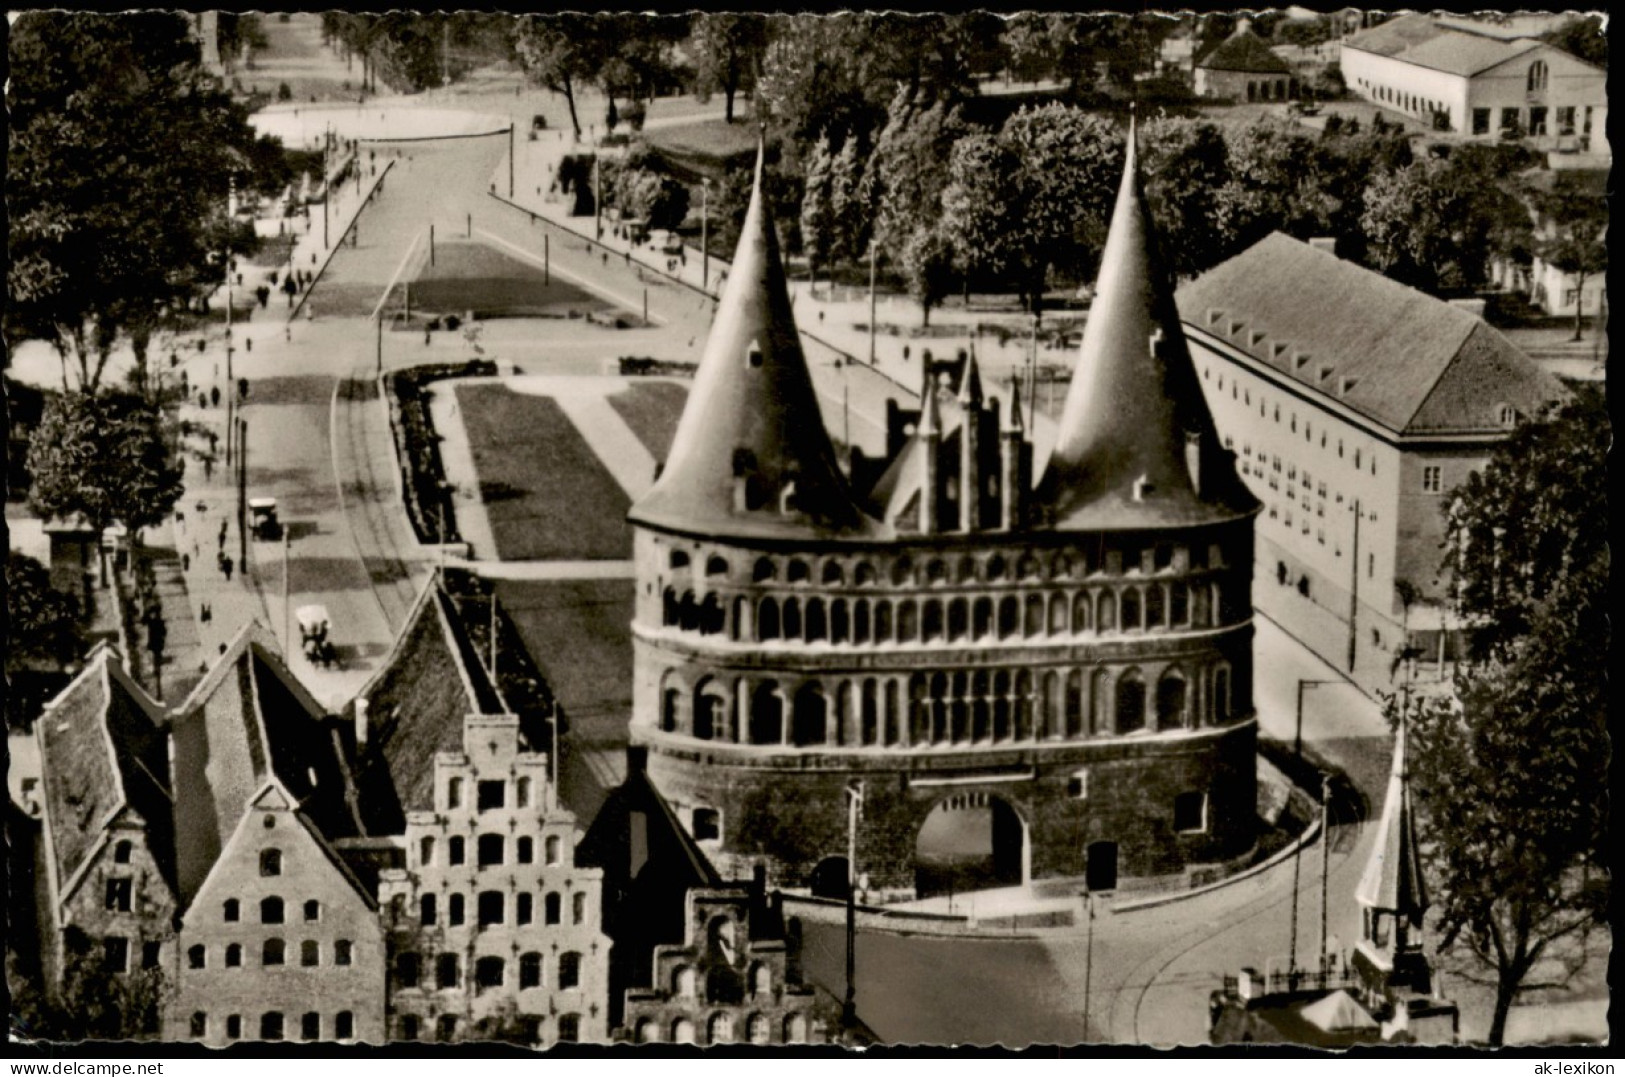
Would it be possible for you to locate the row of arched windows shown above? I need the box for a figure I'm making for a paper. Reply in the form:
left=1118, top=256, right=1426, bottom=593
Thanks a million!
left=221, top=896, right=321, bottom=924
left=668, top=960, right=773, bottom=1000
left=663, top=541, right=1223, bottom=589
left=634, top=1010, right=810, bottom=1045
left=395, top=950, right=582, bottom=991
left=657, top=663, right=1239, bottom=748
left=415, top=833, right=564, bottom=869
left=193, top=1010, right=355, bottom=1042
left=662, top=580, right=1235, bottom=645
left=416, top=888, right=588, bottom=928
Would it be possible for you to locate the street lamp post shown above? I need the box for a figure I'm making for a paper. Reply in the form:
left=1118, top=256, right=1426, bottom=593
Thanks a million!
left=1082, top=890, right=1095, bottom=1040
left=842, top=779, right=863, bottom=1030
left=700, top=180, right=710, bottom=295
left=1319, top=772, right=1332, bottom=963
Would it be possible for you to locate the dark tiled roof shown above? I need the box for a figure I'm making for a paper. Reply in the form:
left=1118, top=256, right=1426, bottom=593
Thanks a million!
left=1196, top=29, right=1293, bottom=74
left=1037, top=127, right=1257, bottom=531
left=35, top=647, right=173, bottom=907
left=168, top=624, right=361, bottom=905
left=1176, top=233, right=1570, bottom=437
left=629, top=148, right=883, bottom=542
left=348, top=578, right=504, bottom=832
left=1343, top=13, right=1544, bottom=77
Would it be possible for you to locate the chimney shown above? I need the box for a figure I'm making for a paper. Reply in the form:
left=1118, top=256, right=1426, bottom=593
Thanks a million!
left=1309, top=237, right=1337, bottom=255
left=355, top=697, right=370, bottom=752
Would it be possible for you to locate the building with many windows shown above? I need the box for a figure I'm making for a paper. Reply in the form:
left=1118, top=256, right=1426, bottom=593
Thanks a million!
left=32, top=644, right=175, bottom=1034
left=165, top=624, right=384, bottom=1046
left=627, top=136, right=1261, bottom=900
left=365, top=580, right=611, bottom=1046
left=1339, top=13, right=1608, bottom=157
left=1177, top=233, right=1570, bottom=682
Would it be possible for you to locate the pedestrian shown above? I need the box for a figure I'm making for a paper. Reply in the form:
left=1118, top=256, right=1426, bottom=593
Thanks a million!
left=201, top=602, right=210, bottom=624
left=219, top=642, right=228, bottom=655
left=219, top=519, right=228, bottom=549
left=210, top=385, right=221, bottom=408
left=181, top=552, right=190, bottom=572
left=175, top=508, right=185, bottom=527
left=204, top=456, right=214, bottom=481
left=197, top=500, right=207, bottom=515
left=306, top=305, right=315, bottom=322
left=238, top=377, right=249, bottom=400
left=199, top=392, right=209, bottom=410
left=223, top=555, right=234, bottom=582
left=181, top=372, right=189, bottom=396
left=245, top=336, right=252, bottom=353
left=285, top=326, right=292, bottom=343
left=425, top=327, right=432, bottom=346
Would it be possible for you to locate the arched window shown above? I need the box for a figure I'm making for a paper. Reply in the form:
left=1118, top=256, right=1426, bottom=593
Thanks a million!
left=873, top=600, right=892, bottom=642
left=782, top=597, right=802, bottom=639
left=853, top=599, right=871, bottom=643
left=188, top=944, right=206, bottom=969
left=822, top=560, right=844, bottom=584
left=662, top=682, right=681, bottom=733
left=998, top=595, right=1020, bottom=639
left=1527, top=60, right=1547, bottom=92
left=1048, top=593, right=1068, bottom=634
left=673, top=965, right=697, bottom=997
left=830, top=598, right=849, bottom=643
left=636, top=1018, right=659, bottom=1043
left=662, top=587, right=679, bottom=626
left=1121, top=588, right=1142, bottom=630
left=787, top=559, right=810, bottom=583
left=706, top=555, right=730, bottom=578
left=922, top=599, right=944, bottom=641
left=805, top=598, right=827, bottom=641
left=753, top=557, right=777, bottom=582
left=1145, top=585, right=1165, bottom=628
left=223, top=899, right=240, bottom=922
left=1024, top=594, right=1044, bottom=638
left=260, top=896, right=284, bottom=924
left=1090, top=669, right=1108, bottom=735
left=1065, top=670, right=1085, bottom=737
left=891, top=557, right=913, bottom=586
left=420, top=893, right=437, bottom=926
left=897, top=600, right=918, bottom=641
left=558, top=952, right=581, bottom=989
left=262, top=938, right=285, bottom=966
left=694, top=683, right=723, bottom=741
left=1097, top=591, right=1117, bottom=631
left=751, top=962, right=772, bottom=996
left=301, top=939, right=321, bottom=967
left=1072, top=591, right=1092, bottom=633
left=1213, top=665, right=1232, bottom=722
left=948, top=597, right=968, bottom=641
left=708, top=1012, right=735, bottom=1044
left=1170, top=581, right=1189, bottom=625
left=520, top=952, right=543, bottom=989
left=972, top=597, right=994, bottom=639
left=1116, top=671, right=1146, bottom=734
left=747, top=1013, right=771, bottom=1044
left=784, top=1013, right=808, bottom=1043
left=669, top=549, right=690, bottom=571
left=750, top=683, right=784, bottom=744
left=545, top=891, right=562, bottom=925
left=225, top=943, right=242, bottom=968
left=792, top=684, right=827, bottom=746
left=757, top=597, right=780, bottom=641
left=671, top=1018, right=697, bottom=1044
left=986, top=555, right=1007, bottom=580
left=1157, top=672, right=1188, bottom=731
left=854, top=561, right=877, bottom=586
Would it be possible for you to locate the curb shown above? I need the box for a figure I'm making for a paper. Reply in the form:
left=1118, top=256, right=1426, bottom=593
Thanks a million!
left=290, top=156, right=396, bottom=323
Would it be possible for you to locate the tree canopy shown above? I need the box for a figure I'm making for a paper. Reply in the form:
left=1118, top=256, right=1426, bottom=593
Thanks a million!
left=7, top=12, right=266, bottom=391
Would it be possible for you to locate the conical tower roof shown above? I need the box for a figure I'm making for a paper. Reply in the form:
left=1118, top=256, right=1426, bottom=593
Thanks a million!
left=629, top=144, right=878, bottom=540
left=1356, top=713, right=1430, bottom=916
left=1037, top=118, right=1255, bottom=530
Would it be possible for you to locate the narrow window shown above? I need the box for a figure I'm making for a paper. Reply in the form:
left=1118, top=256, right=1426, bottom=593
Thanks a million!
left=558, top=951, right=581, bottom=990
left=260, top=849, right=282, bottom=877
left=448, top=893, right=465, bottom=926
left=437, top=953, right=460, bottom=989
left=558, top=1014, right=580, bottom=1043
left=304, top=899, right=321, bottom=922
left=517, top=892, right=533, bottom=924
left=447, top=777, right=463, bottom=810
left=516, top=777, right=531, bottom=808
left=190, top=1012, right=207, bottom=1039
left=421, top=893, right=437, bottom=926
left=223, top=898, right=240, bottom=922
left=449, top=836, right=465, bottom=865
left=545, top=835, right=561, bottom=865
left=544, top=891, right=561, bottom=925
left=396, top=952, right=421, bottom=988
left=335, top=1012, right=354, bottom=1041
left=520, top=952, right=542, bottom=989
left=188, top=944, right=207, bottom=969
left=572, top=891, right=587, bottom=925
left=261, top=1013, right=285, bottom=1041
left=517, top=836, right=534, bottom=863
left=301, top=940, right=320, bottom=967
left=335, top=939, right=352, bottom=966
left=105, top=878, right=133, bottom=912
left=301, top=1012, right=320, bottom=1041
left=419, top=836, right=435, bottom=866
left=226, top=943, right=242, bottom=968
left=226, top=1015, right=242, bottom=1040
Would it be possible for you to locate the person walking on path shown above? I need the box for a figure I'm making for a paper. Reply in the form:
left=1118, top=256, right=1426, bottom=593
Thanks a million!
left=222, top=555, right=234, bottom=582
left=219, top=519, right=228, bottom=551
left=210, top=385, right=221, bottom=408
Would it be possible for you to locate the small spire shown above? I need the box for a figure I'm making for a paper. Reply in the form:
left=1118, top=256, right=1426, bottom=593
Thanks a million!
left=957, top=345, right=984, bottom=405
left=1355, top=710, right=1429, bottom=919
left=1005, top=376, right=1025, bottom=433
left=919, top=377, right=941, bottom=437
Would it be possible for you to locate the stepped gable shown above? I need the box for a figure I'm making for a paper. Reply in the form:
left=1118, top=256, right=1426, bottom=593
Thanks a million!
left=168, top=622, right=364, bottom=904
left=347, top=574, right=507, bottom=833
left=628, top=143, right=881, bottom=541
left=1038, top=119, right=1256, bottom=530
left=34, top=646, right=175, bottom=909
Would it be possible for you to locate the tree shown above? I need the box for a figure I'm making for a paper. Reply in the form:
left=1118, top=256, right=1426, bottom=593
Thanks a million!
left=1541, top=15, right=1607, bottom=69
left=827, top=134, right=870, bottom=269
left=799, top=133, right=838, bottom=289
left=1138, top=117, right=1232, bottom=280
left=5, top=551, right=88, bottom=730
left=26, top=392, right=187, bottom=584
left=687, top=13, right=769, bottom=123
left=1533, top=175, right=1608, bottom=341
left=7, top=13, right=265, bottom=393
left=1403, top=388, right=1608, bottom=1046
left=866, top=90, right=970, bottom=266
left=901, top=224, right=957, bottom=327
left=511, top=15, right=602, bottom=139
left=938, top=104, right=1122, bottom=317
left=1211, top=119, right=1339, bottom=265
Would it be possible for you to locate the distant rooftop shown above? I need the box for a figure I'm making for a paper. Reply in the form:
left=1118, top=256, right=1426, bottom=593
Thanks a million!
left=1342, top=12, right=1588, bottom=77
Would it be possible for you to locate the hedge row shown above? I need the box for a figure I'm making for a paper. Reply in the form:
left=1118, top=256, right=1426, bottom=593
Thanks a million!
left=384, top=360, right=498, bottom=545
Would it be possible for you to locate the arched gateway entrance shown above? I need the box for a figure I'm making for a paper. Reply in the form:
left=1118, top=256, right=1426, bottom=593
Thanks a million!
left=913, top=793, right=1028, bottom=899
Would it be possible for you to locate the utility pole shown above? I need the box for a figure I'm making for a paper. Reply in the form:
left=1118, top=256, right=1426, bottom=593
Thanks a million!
left=594, top=155, right=603, bottom=241
left=375, top=314, right=383, bottom=378
left=430, top=224, right=435, bottom=267
left=509, top=124, right=516, bottom=198
left=842, top=779, right=863, bottom=1030
left=1319, top=772, right=1331, bottom=964
left=282, top=525, right=292, bottom=654
left=867, top=242, right=878, bottom=366
left=1288, top=805, right=1303, bottom=983
left=700, top=180, right=709, bottom=294
left=1027, top=315, right=1039, bottom=432
left=544, top=234, right=550, bottom=285
left=237, top=417, right=248, bottom=568
left=1348, top=498, right=1361, bottom=673
left=1082, top=891, right=1095, bottom=1040
left=489, top=590, right=499, bottom=683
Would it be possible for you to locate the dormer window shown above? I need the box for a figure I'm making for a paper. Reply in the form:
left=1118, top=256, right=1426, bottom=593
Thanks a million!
left=1295, top=353, right=1312, bottom=372
left=746, top=347, right=764, bottom=369
left=1497, top=404, right=1518, bottom=427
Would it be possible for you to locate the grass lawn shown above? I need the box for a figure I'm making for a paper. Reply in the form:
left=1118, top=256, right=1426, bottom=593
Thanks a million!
left=456, top=382, right=632, bottom=560
left=605, top=380, right=689, bottom=461
left=412, top=241, right=619, bottom=320
left=492, top=578, right=635, bottom=744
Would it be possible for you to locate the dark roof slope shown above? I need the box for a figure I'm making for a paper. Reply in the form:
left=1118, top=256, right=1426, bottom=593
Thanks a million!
left=35, top=647, right=173, bottom=906
left=1037, top=124, right=1256, bottom=531
left=1196, top=29, right=1293, bottom=73
left=348, top=577, right=504, bottom=832
left=629, top=147, right=882, bottom=542
left=1176, top=233, right=1569, bottom=436
left=1342, top=13, right=1546, bottom=77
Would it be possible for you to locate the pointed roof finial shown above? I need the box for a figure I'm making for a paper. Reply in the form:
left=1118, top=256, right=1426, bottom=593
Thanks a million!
left=628, top=130, right=877, bottom=540
left=1355, top=710, right=1430, bottom=917
left=957, top=345, right=984, bottom=405
left=1034, top=104, right=1254, bottom=530
left=1005, top=374, right=1025, bottom=433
